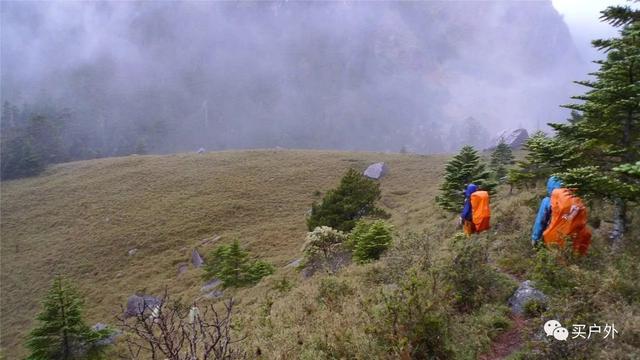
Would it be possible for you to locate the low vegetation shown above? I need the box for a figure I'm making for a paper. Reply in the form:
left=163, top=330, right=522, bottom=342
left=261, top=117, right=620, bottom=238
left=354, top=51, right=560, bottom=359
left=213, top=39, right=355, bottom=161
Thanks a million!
left=202, top=240, right=274, bottom=288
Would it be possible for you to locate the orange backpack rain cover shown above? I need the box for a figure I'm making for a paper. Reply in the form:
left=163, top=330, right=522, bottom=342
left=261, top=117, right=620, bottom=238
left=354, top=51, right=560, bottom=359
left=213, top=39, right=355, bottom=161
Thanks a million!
left=543, top=188, right=592, bottom=255
left=470, top=191, right=491, bottom=233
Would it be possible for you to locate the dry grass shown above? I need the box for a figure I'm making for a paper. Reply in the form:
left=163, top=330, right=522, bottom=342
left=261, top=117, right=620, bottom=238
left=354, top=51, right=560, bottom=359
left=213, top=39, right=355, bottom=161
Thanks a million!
left=0, top=149, right=448, bottom=358
left=2, top=149, right=638, bottom=359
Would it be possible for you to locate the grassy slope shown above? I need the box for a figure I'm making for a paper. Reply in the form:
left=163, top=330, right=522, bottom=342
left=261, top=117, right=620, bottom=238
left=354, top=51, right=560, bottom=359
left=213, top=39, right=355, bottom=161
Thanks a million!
left=0, top=150, right=448, bottom=358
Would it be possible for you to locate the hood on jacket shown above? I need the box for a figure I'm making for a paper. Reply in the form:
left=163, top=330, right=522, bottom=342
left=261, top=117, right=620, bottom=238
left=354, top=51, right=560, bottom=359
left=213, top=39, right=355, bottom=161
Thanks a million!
left=465, top=183, right=478, bottom=197
left=546, top=176, right=563, bottom=196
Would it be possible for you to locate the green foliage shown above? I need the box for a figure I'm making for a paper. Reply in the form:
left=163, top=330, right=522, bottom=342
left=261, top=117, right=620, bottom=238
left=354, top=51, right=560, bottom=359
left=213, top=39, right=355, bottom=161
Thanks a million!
left=531, top=247, right=575, bottom=295
left=444, top=234, right=511, bottom=311
left=26, top=277, right=111, bottom=360
left=515, top=7, right=639, bottom=205
left=507, top=131, right=566, bottom=189
left=307, top=168, right=384, bottom=232
left=348, top=220, right=393, bottom=263
left=490, top=140, right=514, bottom=182
left=436, top=145, right=494, bottom=212
left=376, top=270, right=453, bottom=359
left=523, top=299, right=546, bottom=318
left=247, top=260, right=276, bottom=284
left=0, top=134, right=44, bottom=180
left=203, top=240, right=274, bottom=288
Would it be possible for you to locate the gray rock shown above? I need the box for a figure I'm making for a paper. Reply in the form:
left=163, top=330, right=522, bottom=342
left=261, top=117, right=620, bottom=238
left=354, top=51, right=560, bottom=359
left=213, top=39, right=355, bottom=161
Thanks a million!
left=127, top=248, right=138, bottom=256
left=203, top=289, right=224, bottom=299
left=201, top=278, right=222, bottom=293
left=191, top=249, right=204, bottom=267
left=124, top=294, right=161, bottom=318
left=199, top=235, right=221, bottom=246
left=488, top=128, right=529, bottom=150
left=177, top=262, right=189, bottom=275
left=363, top=162, right=389, bottom=180
left=92, top=323, right=121, bottom=346
left=286, top=258, right=302, bottom=268
left=197, top=147, right=206, bottom=154
left=508, top=280, right=548, bottom=316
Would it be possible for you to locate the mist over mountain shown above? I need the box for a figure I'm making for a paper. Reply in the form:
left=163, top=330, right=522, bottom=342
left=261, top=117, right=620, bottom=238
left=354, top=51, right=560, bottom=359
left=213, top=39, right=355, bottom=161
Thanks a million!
left=1, top=1, right=586, bottom=155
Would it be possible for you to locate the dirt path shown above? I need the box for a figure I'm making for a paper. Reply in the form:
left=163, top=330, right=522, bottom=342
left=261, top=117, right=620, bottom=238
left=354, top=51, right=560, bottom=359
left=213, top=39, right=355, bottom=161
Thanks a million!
left=479, top=315, right=526, bottom=360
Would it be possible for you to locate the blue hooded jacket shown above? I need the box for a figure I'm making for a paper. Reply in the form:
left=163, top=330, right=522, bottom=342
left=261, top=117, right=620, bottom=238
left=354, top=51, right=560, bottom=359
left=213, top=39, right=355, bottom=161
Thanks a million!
left=461, top=183, right=478, bottom=221
left=531, top=176, right=563, bottom=243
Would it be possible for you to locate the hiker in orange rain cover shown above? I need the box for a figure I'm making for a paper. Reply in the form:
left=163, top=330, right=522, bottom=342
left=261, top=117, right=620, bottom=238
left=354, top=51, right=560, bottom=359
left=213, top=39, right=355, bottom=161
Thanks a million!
left=531, top=176, right=592, bottom=255
left=460, top=183, right=491, bottom=235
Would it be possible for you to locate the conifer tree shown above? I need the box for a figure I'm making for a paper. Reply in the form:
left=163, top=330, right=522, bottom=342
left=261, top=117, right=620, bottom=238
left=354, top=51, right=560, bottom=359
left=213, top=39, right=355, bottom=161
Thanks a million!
left=307, top=168, right=384, bottom=232
left=436, top=145, right=494, bottom=212
left=490, top=140, right=514, bottom=182
left=26, top=277, right=110, bottom=360
left=203, top=240, right=274, bottom=287
left=527, top=5, right=640, bottom=246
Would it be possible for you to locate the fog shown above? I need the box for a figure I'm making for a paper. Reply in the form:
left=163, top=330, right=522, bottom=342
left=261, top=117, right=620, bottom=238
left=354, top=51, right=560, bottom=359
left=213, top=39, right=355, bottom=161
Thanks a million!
left=1, top=1, right=589, bottom=156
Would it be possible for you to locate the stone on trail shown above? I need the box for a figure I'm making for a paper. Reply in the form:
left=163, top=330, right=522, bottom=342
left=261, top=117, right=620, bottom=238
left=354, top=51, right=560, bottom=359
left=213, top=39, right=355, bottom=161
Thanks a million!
left=191, top=249, right=204, bottom=267
left=124, top=294, right=161, bottom=318
left=363, top=162, right=389, bottom=180
left=508, top=280, right=548, bottom=316
left=127, top=248, right=138, bottom=256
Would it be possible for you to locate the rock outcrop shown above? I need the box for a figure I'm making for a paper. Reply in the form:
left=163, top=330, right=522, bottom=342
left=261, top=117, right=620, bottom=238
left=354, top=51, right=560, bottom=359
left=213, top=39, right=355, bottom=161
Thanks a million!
left=488, top=129, right=529, bottom=150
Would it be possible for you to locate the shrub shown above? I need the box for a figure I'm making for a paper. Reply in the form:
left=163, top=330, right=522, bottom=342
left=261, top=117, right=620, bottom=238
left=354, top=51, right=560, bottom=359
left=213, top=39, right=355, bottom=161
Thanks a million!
left=531, top=247, right=575, bottom=295
left=376, top=270, right=453, bottom=358
left=307, top=168, right=385, bottom=232
left=203, top=240, right=274, bottom=288
left=317, top=277, right=353, bottom=306
left=301, top=226, right=347, bottom=263
left=348, top=220, right=393, bottom=263
left=445, top=233, right=495, bottom=312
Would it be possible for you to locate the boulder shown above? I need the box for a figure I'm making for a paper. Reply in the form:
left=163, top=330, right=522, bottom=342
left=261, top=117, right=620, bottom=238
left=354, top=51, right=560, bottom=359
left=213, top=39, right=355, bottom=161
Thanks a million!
left=124, top=294, right=161, bottom=318
left=127, top=248, right=138, bottom=256
left=363, top=162, right=389, bottom=180
left=508, top=280, right=548, bottom=316
left=201, top=278, right=222, bottom=293
left=488, top=128, right=529, bottom=150
left=191, top=249, right=204, bottom=267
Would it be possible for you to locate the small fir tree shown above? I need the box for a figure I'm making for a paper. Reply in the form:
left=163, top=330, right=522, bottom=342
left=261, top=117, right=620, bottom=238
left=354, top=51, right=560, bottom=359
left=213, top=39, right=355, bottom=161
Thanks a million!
left=203, top=240, right=274, bottom=287
left=349, top=220, right=393, bottom=263
left=436, top=145, right=494, bottom=212
left=26, top=277, right=110, bottom=360
left=490, top=140, right=514, bottom=182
